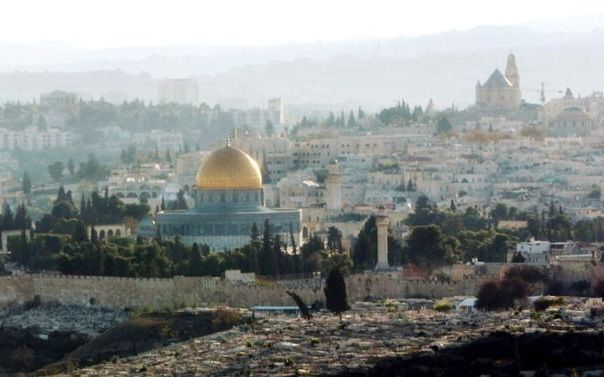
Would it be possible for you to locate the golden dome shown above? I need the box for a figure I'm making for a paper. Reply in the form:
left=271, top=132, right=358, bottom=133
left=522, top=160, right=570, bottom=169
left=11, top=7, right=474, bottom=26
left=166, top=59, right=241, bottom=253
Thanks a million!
left=196, top=146, right=262, bottom=190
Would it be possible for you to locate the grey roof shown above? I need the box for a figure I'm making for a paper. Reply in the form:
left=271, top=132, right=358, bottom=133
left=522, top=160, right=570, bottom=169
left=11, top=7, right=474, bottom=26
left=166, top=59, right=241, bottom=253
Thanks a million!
left=482, top=69, right=513, bottom=89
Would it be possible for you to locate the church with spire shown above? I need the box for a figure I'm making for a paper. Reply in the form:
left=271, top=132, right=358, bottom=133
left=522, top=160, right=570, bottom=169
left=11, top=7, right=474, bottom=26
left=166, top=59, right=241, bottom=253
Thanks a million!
left=475, top=53, right=522, bottom=109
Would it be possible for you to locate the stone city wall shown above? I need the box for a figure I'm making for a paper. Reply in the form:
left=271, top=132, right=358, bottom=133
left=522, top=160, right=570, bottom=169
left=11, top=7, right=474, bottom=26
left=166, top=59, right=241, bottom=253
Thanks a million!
left=0, top=272, right=480, bottom=310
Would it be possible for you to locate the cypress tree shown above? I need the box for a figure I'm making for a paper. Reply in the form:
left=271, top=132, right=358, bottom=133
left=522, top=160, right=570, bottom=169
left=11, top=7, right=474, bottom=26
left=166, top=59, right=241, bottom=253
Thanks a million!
left=22, top=171, right=32, bottom=195
left=2, top=203, right=14, bottom=230
left=57, top=186, right=66, bottom=202
left=188, top=243, right=203, bottom=276
left=324, top=268, right=350, bottom=320
left=80, top=194, right=86, bottom=219
left=72, top=220, right=89, bottom=242
left=67, top=158, right=75, bottom=176
left=250, top=222, right=260, bottom=241
left=90, top=224, right=98, bottom=244
left=450, top=199, right=457, bottom=212
left=261, top=219, right=279, bottom=275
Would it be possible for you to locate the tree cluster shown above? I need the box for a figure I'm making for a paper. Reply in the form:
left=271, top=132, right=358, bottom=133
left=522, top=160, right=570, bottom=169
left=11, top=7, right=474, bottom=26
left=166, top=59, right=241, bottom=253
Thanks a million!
left=476, top=265, right=546, bottom=310
left=48, top=154, right=109, bottom=183
left=378, top=100, right=424, bottom=126
left=12, top=212, right=350, bottom=278
left=36, top=187, right=149, bottom=234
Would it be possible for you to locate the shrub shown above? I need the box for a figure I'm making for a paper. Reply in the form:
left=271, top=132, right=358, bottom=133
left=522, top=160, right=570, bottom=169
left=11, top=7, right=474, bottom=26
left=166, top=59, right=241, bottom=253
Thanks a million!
left=476, top=280, right=507, bottom=310
left=433, top=300, right=454, bottom=312
left=534, top=296, right=564, bottom=312
left=211, top=308, right=242, bottom=328
left=545, top=280, right=564, bottom=296
left=24, top=295, right=42, bottom=311
left=477, top=266, right=547, bottom=311
left=504, top=265, right=546, bottom=284
left=569, top=280, right=590, bottom=296
left=592, top=279, right=604, bottom=300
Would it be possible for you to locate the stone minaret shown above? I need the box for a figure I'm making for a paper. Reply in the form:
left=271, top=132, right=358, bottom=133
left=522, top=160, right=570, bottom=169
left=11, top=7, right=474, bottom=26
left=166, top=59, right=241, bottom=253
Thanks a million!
left=325, top=160, right=342, bottom=210
left=374, top=211, right=390, bottom=271
left=505, top=53, right=519, bottom=88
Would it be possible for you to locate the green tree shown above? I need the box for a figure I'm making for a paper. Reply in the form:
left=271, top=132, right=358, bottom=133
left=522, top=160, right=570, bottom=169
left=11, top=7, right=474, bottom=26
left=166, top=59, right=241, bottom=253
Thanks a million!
left=327, top=226, right=343, bottom=253
left=2, top=202, right=14, bottom=230
left=491, top=203, right=508, bottom=223
left=22, top=171, right=32, bottom=195
left=48, top=161, right=65, bottom=182
left=14, top=203, right=31, bottom=230
left=250, top=222, right=260, bottom=241
left=436, top=116, right=452, bottom=134
left=449, top=199, right=456, bottom=212
left=352, top=217, right=376, bottom=270
left=347, top=111, right=356, bottom=128
left=324, top=268, right=350, bottom=320
left=402, top=225, right=458, bottom=271
left=188, top=243, right=204, bottom=276
left=72, top=220, right=89, bottom=242
left=261, top=220, right=279, bottom=275
left=67, top=158, right=75, bottom=176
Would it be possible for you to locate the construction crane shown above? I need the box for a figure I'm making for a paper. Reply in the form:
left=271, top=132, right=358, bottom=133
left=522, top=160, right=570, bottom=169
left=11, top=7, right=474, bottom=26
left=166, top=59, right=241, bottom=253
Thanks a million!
left=521, top=83, right=564, bottom=104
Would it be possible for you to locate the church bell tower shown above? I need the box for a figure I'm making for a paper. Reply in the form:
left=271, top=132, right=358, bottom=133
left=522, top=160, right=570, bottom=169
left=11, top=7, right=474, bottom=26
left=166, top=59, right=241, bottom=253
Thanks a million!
left=505, top=53, right=519, bottom=88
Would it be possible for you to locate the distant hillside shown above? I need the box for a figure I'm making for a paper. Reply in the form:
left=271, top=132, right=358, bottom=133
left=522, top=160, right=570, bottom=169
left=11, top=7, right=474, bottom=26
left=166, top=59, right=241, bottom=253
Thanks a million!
left=1, top=23, right=604, bottom=111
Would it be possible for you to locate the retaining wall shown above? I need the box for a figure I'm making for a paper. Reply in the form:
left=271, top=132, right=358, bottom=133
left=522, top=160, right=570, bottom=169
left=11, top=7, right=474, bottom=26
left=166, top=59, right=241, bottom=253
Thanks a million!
left=0, top=272, right=479, bottom=310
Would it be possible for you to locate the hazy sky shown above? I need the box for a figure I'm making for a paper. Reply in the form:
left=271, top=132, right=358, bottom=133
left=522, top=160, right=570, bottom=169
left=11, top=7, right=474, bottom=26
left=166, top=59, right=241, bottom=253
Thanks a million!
left=2, top=0, right=604, bottom=48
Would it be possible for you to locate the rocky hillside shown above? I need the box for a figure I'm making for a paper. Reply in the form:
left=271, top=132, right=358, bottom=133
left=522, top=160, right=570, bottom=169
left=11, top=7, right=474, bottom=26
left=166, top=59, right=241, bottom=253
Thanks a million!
left=46, top=297, right=604, bottom=376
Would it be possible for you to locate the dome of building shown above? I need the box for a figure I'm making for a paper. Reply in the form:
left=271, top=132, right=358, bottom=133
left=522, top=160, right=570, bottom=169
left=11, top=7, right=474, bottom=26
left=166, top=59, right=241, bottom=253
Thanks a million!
left=195, top=146, right=262, bottom=190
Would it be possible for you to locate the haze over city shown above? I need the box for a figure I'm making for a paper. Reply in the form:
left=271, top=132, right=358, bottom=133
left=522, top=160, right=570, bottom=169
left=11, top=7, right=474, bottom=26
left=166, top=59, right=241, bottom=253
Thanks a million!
left=1, top=1, right=604, bottom=376
left=0, top=0, right=603, bottom=108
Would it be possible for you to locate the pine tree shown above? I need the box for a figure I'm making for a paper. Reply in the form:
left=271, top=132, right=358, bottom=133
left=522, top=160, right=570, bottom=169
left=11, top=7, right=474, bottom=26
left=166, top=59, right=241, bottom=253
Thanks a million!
left=324, top=268, right=350, bottom=320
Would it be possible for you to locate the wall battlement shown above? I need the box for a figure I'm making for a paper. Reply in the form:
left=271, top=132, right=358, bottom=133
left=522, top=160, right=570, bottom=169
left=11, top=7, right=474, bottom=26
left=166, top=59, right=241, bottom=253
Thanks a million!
left=0, top=272, right=481, bottom=310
